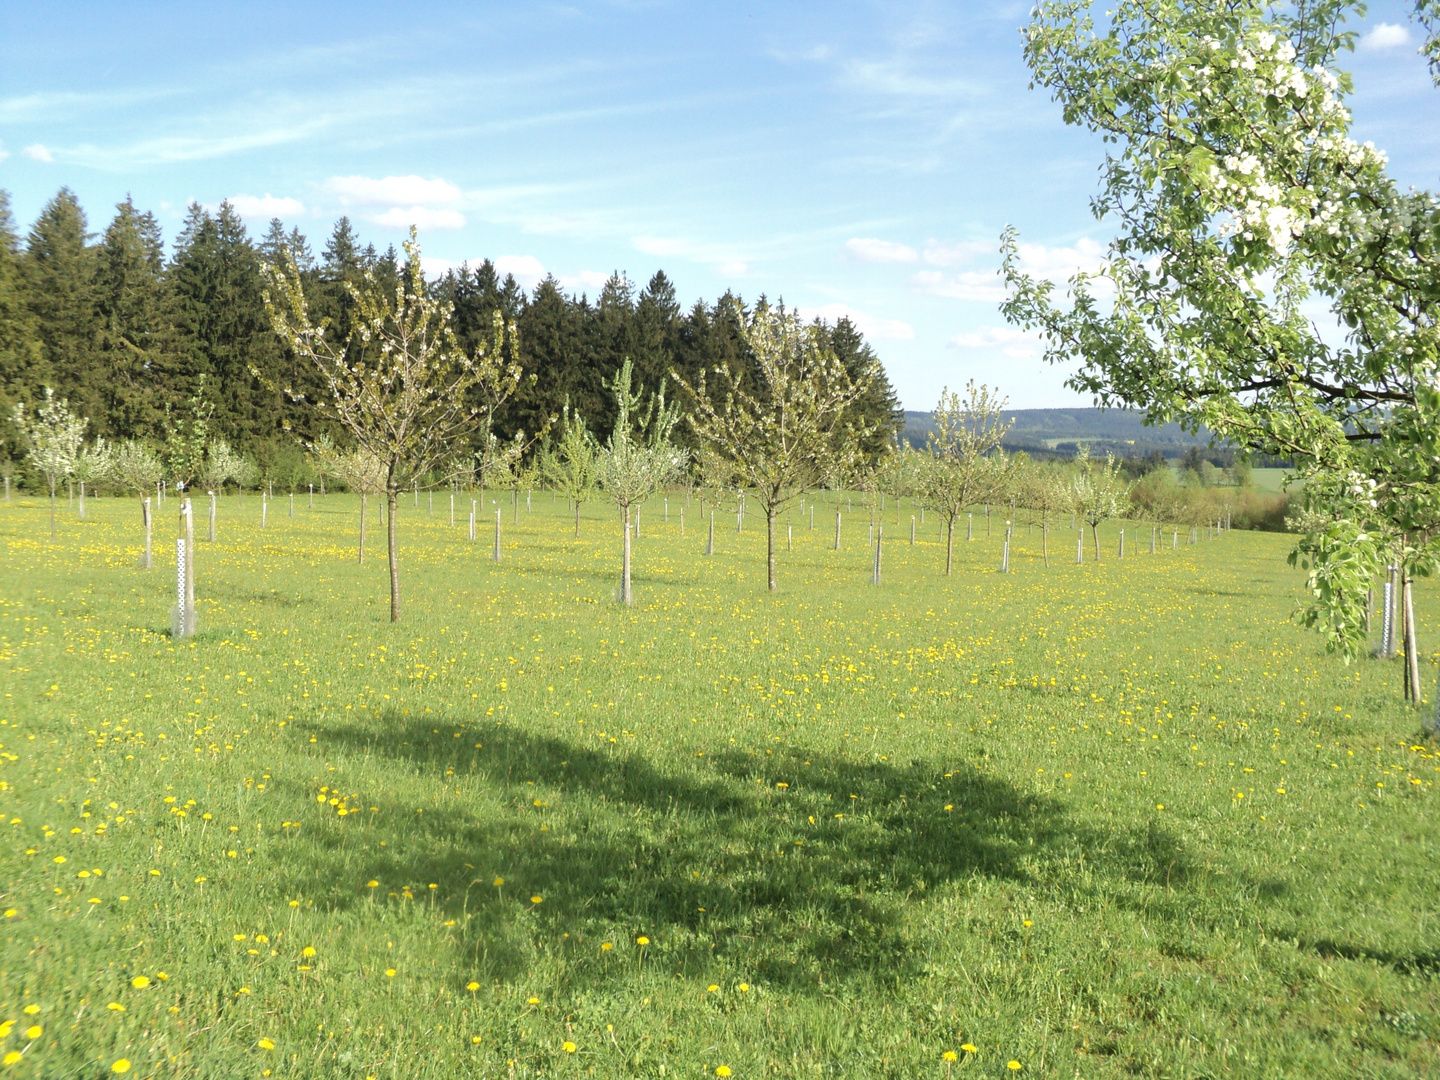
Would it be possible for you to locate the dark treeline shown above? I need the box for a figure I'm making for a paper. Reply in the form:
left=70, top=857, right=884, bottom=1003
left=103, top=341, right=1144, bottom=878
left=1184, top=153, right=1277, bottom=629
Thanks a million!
left=0, top=188, right=902, bottom=474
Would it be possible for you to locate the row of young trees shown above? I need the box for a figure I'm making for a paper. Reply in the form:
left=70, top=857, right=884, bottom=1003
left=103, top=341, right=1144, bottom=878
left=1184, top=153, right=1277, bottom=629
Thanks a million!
left=1000, top=0, right=1440, bottom=705
left=0, top=189, right=902, bottom=468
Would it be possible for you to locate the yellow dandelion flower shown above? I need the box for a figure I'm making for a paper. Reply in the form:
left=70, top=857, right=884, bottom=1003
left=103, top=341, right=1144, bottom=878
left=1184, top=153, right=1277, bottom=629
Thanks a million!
left=716, top=1067, right=732, bottom=1077
left=23, top=1026, right=41, bottom=1040
left=21, top=1007, right=37, bottom=1017
left=384, top=969, right=396, bottom=977
left=492, top=877, right=504, bottom=886
left=106, top=1003, right=125, bottom=1012
left=562, top=1041, right=577, bottom=1053
left=466, top=981, right=480, bottom=991
left=942, top=1051, right=958, bottom=1062
left=527, top=996, right=540, bottom=1005
left=636, top=935, right=650, bottom=946
left=2, top=1052, right=22, bottom=1066
left=110, top=1059, right=132, bottom=1073
left=0, top=1022, right=11, bottom=1038
left=601, top=942, right=613, bottom=951
left=301, top=946, right=316, bottom=958
left=961, top=1044, right=977, bottom=1053
left=52, top=856, right=66, bottom=864
left=131, top=976, right=150, bottom=989
left=530, top=895, right=543, bottom=904
left=1007, top=1061, right=1023, bottom=1071
left=258, top=1038, right=275, bottom=1051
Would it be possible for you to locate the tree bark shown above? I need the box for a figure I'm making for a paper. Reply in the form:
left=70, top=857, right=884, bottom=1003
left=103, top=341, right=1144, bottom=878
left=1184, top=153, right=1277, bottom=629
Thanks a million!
left=1092, top=522, right=1102, bottom=562
left=48, top=481, right=56, bottom=540
left=359, top=493, right=367, bottom=565
left=945, top=516, right=955, bottom=576
left=574, top=500, right=581, bottom=538
left=387, top=490, right=401, bottom=622
left=1042, top=512, right=1049, bottom=567
left=767, top=507, right=777, bottom=591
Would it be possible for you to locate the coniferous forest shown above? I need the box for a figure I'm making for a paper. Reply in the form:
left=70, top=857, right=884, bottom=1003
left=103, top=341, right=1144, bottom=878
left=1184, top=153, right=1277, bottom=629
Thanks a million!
left=0, top=189, right=903, bottom=485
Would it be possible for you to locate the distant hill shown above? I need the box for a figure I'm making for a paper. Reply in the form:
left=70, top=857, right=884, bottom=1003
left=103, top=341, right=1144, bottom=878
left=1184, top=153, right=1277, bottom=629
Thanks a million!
left=900, top=408, right=1219, bottom=460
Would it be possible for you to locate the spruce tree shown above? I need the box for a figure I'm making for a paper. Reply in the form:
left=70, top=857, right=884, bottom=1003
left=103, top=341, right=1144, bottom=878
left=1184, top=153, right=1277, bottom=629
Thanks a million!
left=94, top=197, right=168, bottom=438
left=24, top=189, right=98, bottom=423
left=0, top=191, right=44, bottom=453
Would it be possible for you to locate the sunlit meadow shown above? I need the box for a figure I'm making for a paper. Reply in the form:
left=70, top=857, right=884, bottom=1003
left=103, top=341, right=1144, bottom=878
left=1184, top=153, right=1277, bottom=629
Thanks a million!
left=0, top=489, right=1436, bottom=1078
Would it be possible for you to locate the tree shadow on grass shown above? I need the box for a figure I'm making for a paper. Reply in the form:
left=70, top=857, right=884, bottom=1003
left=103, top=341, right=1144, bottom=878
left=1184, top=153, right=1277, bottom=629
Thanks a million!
left=278, top=711, right=1191, bottom=993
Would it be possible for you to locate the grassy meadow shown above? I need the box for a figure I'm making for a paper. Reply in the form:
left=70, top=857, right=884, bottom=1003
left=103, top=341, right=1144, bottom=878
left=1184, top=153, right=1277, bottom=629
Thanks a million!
left=0, top=489, right=1437, bottom=1079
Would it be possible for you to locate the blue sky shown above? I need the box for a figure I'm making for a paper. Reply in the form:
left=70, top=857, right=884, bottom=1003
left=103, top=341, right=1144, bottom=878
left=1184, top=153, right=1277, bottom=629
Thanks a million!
left=0, top=1, right=1436, bottom=408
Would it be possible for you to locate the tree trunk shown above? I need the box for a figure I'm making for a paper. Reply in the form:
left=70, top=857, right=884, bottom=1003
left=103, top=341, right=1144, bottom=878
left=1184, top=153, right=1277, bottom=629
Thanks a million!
left=574, top=500, right=581, bottom=539
left=767, top=506, right=777, bottom=591
left=622, top=504, right=633, bottom=604
left=1092, top=522, right=1102, bottom=562
left=1042, top=511, right=1049, bottom=567
left=359, top=492, right=367, bottom=565
left=1404, top=569, right=1421, bottom=704
left=945, top=516, right=955, bottom=576
left=48, top=481, right=56, bottom=540
left=387, top=489, right=401, bottom=622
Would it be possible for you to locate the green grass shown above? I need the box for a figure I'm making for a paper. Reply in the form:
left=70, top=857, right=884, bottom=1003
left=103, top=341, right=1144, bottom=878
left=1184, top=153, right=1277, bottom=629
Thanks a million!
left=0, top=491, right=1436, bottom=1079
left=1247, top=468, right=1296, bottom=493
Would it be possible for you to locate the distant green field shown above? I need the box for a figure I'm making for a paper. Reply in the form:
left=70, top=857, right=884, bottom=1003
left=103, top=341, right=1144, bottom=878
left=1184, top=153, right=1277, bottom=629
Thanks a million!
left=1, top=492, right=1436, bottom=1078
left=1248, top=467, right=1298, bottom=493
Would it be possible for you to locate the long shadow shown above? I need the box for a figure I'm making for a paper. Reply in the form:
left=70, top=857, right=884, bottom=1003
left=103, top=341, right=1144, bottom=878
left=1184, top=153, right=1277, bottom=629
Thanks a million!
left=271, top=711, right=1191, bottom=992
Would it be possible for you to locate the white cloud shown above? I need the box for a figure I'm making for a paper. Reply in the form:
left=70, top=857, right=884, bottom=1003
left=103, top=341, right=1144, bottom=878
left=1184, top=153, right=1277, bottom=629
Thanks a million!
left=369, top=206, right=466, bottom=230
left=494, top=255, right=548, bottom=289
left=0, top=141, right=8, bottom=163
left=22, top=143, right=53, bottom=162
left=921, top=239, right=992, bottom=267
left=845, top=237, right=918, bottom=263
left=1012, top=236, right=1107, bottom=278
left=324, top=174, right=463, bottom=208
left=799, top=303, right=914, bottom=340
left=322, top=174, right=466, bottom=230
left=947, top=325, right=1041, bottom=359
left=560, top=269, right=610, bottom=294
left=631, top=234, right=750, bottom=277
left=632, top=235, right=690, bottom=258
left=911, top=269, right=1006, bottom=302
left=911, top=237, right=1107, bottom=301
left=1362, top=23, right=1412, bottom=50
left=230, top=193, right=305, bottom=220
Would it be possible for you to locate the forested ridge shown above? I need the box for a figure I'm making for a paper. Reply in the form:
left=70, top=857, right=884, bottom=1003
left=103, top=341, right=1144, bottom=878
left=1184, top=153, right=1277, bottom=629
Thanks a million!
left=0, top=188, right=902, bottom=480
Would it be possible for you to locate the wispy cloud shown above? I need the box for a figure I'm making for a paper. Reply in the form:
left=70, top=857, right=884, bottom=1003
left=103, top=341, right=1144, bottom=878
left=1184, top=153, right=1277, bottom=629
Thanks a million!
left=947, top=325, right=1039, bottom=358
left=324, top=175, right=463, bottom=208
left=64, top=124, right=325, bottom=169
left=911, top=237, right=1105, bottom=300
left=845, top=236, right=994, bottom=266
left=845, top=237, right=919, bottom=263
left=631, top=234, right=750, bottom=276
left=323, top=174, right=468, bottom=230
left=22, top=143, right=53, bottom=163
left=1361, top=23, right=1412, bottom=50
left=230, top=193, right=306, bottom=220
left=560, top=269, right=611, bottom=294
left=798, top=302, right=914, bottom=340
